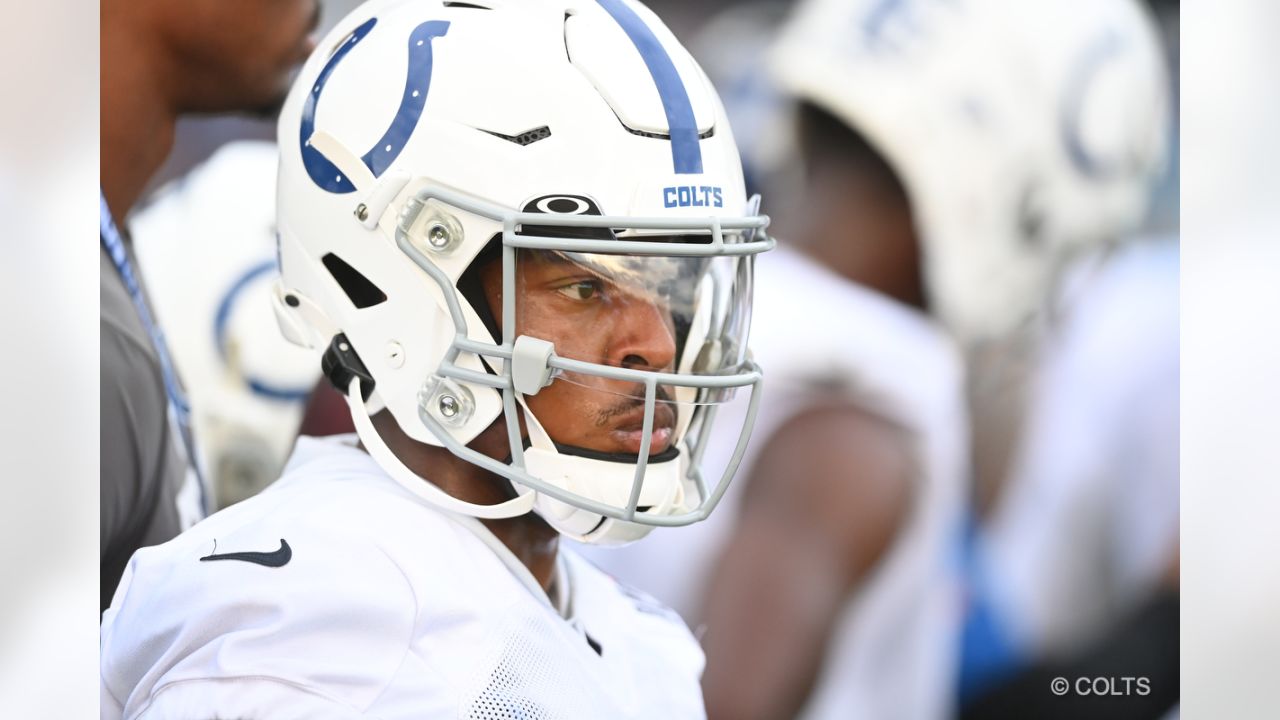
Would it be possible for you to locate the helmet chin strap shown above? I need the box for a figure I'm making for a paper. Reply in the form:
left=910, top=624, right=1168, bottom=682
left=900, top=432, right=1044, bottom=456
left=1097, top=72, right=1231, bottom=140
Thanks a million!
left=346, top=378, right=536, bottom=519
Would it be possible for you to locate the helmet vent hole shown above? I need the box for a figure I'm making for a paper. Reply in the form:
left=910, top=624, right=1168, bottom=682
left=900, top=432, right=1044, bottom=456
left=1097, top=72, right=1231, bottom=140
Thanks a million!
left=442, top=1, right=492, bottom=8
left=321, top=253, right=387, bottom=309
left=480, top=125, right=552, bottom=146
left=622, top=124, right=715, bottom=141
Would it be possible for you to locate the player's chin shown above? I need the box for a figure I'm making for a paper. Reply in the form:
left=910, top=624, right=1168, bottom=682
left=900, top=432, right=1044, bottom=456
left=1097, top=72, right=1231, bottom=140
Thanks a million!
left=235, top=81, right=291, bottom=119
left=245, top=56, right=308, bottom=116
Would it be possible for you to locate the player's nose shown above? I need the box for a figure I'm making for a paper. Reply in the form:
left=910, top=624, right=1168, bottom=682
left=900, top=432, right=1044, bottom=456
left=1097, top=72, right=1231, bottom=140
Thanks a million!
left=611, top=296, right=677, bottom=372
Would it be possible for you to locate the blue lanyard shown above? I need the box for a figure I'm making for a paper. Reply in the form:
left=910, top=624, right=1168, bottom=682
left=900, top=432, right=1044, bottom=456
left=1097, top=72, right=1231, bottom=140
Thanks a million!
left=100, top=190, right=208, bottom=515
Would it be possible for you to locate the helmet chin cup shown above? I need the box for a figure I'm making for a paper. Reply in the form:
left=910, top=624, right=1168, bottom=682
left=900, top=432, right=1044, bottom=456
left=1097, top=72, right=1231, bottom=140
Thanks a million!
left=523, top=440, right=688, bottom=545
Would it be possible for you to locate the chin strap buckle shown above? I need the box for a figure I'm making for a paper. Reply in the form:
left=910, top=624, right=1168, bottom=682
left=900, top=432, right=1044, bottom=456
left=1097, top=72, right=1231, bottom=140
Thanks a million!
left=322, top=333, right=374, bottom=401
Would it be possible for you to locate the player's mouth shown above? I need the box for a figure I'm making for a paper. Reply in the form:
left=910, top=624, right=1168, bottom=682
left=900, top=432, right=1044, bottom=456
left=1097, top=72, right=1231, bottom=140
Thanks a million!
left=609, top=403, right=676, bottom=456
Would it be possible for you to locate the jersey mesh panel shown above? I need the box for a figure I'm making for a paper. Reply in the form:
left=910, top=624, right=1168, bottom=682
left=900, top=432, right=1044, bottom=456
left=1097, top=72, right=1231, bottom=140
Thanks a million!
left=461, top=615, right=595, bottom=719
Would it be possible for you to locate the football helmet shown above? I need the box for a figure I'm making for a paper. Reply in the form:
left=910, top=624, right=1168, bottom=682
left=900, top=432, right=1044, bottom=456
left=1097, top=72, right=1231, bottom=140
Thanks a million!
left=273, top=0, right=773, bottom=544
left=132, top=142, right=320, bottom=510
left=771, top=0, right=1170, bottom=341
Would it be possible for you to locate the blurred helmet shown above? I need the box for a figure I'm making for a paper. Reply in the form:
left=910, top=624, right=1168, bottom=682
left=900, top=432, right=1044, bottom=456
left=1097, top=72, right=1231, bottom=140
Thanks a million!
left=273, top=0, right=773, bottom=544
left=132, top=141, right=320, bottom=510
left=771, top=0, right=1170, bottom=341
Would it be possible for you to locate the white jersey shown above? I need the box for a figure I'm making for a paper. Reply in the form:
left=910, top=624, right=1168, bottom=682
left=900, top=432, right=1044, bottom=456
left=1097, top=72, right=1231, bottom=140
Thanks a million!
left=101, top=435, right=706, bottom=720
left=577, top=246, right=969, bottom=720
left=973, top=239, right=1179, bottom=654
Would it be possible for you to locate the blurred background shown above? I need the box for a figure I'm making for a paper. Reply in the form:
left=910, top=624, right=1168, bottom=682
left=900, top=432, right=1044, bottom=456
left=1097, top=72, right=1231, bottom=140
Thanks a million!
left=3, top=0, right=1277, bottom=716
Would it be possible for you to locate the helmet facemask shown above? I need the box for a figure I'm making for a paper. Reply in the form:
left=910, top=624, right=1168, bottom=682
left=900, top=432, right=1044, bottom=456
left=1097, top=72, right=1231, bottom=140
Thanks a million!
left=338, top=183, right=772, bottom=545
left=273, top=0, right=773, bottom=546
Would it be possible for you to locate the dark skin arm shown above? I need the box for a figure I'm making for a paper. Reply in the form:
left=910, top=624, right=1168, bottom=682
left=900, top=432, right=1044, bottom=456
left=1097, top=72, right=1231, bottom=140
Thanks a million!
left=700, top=403, right=914, bottom=720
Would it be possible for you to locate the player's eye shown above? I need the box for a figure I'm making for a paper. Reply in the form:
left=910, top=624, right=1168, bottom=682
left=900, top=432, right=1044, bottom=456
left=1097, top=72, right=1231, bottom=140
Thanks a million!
left=555, top=279, right=603, bottom=301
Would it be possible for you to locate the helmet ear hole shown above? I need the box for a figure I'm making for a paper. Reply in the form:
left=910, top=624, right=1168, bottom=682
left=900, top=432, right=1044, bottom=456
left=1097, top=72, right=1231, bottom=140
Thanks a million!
left=321, top=253, right=387, bottom=309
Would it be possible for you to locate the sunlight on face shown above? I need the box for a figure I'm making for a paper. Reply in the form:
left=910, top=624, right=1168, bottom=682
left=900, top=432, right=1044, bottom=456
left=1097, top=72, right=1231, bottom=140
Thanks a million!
left=480, top=250, right=680, bottom=456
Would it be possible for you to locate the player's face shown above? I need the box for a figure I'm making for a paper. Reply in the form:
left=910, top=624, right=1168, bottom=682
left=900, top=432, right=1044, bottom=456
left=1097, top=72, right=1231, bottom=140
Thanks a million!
left=159, top=0, right=320, bottom=115
left=480, top=250, right=679, bottom=457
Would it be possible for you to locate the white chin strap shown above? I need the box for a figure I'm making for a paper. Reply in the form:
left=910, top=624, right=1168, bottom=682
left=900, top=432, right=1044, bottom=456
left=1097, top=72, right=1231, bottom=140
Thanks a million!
left=346, top=378, right=536, bottom=519
left=346, top=377, right=691, bottom=545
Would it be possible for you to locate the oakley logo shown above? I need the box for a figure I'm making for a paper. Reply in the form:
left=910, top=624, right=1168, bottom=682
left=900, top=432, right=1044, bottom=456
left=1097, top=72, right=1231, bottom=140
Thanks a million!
left=520, top=194, right=612, bottom=240
left=534, top=196, right=593, bottom=215
left=523, top=194, right=603, bottom=216
left=200, top=539, right=293, bottom=568
left=663, top=185, right=722, bottom=208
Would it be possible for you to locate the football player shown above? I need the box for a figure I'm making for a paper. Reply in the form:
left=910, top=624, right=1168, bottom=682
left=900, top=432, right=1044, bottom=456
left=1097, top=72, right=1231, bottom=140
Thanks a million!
left=100, top=0, right=319, bottom=613
left=100, top=0, right=772, bottom=717
left=580, top=0, right=1171, bottom=718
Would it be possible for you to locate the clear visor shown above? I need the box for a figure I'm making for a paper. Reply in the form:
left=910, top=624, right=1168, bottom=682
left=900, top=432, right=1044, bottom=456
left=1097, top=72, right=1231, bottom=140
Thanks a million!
left=513, top=242, right=754, bottom=407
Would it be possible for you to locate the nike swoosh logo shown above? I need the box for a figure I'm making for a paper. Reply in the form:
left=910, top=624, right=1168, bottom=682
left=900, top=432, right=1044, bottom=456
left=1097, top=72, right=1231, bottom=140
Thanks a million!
left=200, top=539, right=292, bottom=568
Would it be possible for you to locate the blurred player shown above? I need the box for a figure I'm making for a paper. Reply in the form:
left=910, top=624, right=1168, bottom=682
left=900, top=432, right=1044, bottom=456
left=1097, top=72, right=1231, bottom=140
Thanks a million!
left=101, top=0, right=773, bottom=716
left=958, top=3, right=1180, bottom=714
left=959, top=240, right=1180, bottom=720
left=132, top=142, right=321, bottom=510
left=100, top=0, right=319, bottom=612
left=582, top=0, right=1170, bottom=718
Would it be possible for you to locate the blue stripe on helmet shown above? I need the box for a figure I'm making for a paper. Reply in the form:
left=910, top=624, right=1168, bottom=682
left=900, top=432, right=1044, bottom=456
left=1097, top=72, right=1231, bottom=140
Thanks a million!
left=595, top=0, right=704, bottom=174
left=213, top=260, right=313, bottom=402
left=362, top=21, right=451, bottom=177
left=1061, top=30, right=1128, bottom=180
left=300, top=18, right=451, bottom=194
left=300, top=18, right=378, bottom=194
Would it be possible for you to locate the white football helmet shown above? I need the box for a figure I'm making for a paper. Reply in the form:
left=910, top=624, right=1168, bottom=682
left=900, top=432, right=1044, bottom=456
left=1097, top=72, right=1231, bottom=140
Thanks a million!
left=273, top=0, right=773, bottom=544
left=771, top=0, right=1170, bottom=341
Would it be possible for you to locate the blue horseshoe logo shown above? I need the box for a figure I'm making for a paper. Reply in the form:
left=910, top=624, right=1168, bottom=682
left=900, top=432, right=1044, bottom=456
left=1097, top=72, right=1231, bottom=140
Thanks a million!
left=213, top=260, right=313, bottom=402
left=300, top=18, right=451, bottom=193
left=1060, top=29, right=1137, bottom=181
